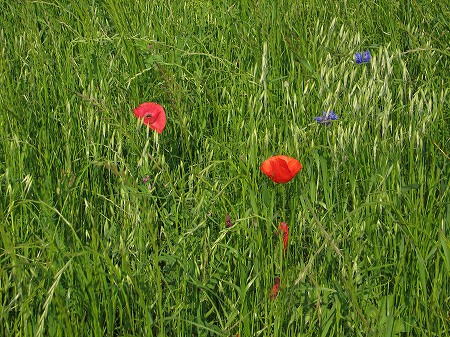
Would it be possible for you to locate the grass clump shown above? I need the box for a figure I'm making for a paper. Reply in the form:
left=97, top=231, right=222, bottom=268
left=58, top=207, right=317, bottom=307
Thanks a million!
left=1, top=1, right=449, bottom=336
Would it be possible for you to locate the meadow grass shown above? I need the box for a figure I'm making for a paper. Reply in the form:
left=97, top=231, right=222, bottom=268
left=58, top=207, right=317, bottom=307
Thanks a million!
left=1, top=0, right=449, bottom=336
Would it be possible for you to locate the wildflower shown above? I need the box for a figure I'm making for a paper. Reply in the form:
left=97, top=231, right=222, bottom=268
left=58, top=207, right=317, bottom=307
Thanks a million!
left=354, top=50, right=371, bottom=64
left=313, top=110, right=338, bottom=125
left=226, top=214, right=233, bottom=228
left=142, top=175, right=151, bottom=183
left=260, top=155, right=302, bottom=184
left=277, top=222, right=289, bottom=252
left=134, top=102, right=166, bottom=134
left=270, top=277, right=281, bottom=300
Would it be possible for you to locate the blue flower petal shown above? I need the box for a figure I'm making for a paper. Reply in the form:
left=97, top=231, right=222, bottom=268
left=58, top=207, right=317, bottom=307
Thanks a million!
left=355, top=51, right=371, bottom=64
left=313, top=116, right=324, bottom=123
left=328, top=111, right=338, bottom=120
left=354, top=52, right=363, bottom=64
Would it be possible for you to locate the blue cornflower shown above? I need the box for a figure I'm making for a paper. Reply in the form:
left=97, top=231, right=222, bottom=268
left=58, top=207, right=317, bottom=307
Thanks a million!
left=314, top=111, right=339, bottom=125
left=355, top=50, right=371, bottom=64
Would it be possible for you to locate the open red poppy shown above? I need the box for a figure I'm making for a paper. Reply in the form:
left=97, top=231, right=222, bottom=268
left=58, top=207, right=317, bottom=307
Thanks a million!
left=260, top=155, right=302, bottom=183
left=133, top=102, right=166, bottom=134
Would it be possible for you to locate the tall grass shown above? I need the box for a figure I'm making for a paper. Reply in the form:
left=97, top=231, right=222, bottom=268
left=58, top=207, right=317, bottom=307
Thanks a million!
left=1, top=0, right=449, bottom=336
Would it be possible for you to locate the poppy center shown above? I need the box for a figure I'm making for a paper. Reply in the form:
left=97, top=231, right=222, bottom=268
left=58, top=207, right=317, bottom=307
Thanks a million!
left=143, top=112, right=158, bottom=123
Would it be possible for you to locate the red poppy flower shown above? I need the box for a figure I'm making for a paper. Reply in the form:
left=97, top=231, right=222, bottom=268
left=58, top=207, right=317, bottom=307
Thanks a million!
left=133, top=102, right=166, bottom=134
left=260, top=155, right=302, bottom=183
left=277, top=222, right=289, bottom=252
left=270, top=277, right=281, bottom=300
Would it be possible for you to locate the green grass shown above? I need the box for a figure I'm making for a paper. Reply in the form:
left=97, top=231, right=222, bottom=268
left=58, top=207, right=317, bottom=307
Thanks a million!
left=1, top=0, right=449, bottom=336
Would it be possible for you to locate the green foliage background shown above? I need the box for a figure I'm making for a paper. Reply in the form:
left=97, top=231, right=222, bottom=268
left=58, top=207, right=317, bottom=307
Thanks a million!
left=1, top=0, right=449, bottom=336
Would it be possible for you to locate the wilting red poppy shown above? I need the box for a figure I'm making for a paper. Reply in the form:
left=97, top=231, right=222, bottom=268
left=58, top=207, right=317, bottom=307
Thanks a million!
left=134, top=102, right=166, bottom=134
left=270, top=277, right=281, bottom=300
left=260, top=155, right=302, bottom=183
left=277, top=222, right=289, bottom=252
left=226, top=214, right=233, bottom=228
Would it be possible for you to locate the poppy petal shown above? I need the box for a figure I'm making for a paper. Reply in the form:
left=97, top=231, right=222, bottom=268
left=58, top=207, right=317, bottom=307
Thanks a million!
left=286, top=158, right=302, bottom=177
left=148, top=111, right=166, bottom=133
left=260, top=160, right=274, bottom=178
left=271, top=157, right=292, bottom=183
